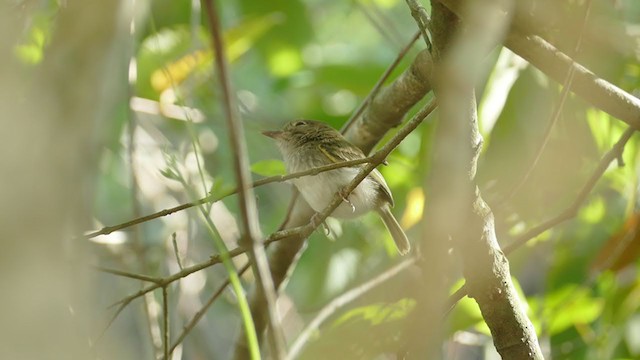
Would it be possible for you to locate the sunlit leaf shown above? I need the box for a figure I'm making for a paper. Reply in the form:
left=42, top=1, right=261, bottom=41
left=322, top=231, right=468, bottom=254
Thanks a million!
left=400, top=187, right=424, bottom=229
left=333, top=298, right=415, bottom=327
left=446, top=279, right=484, bottom=335
left=138, top=14, right=281, bottom=98
left=209, top=177, right=236, bottom=198
left=300, top=298, right=414, bottom=359
left=250, top=159, right=286, bottom=177
left=14, top=9, right=56, bottom=65
left=580, top=196, right=607, bottom=224
left=529, top=285, right=604, bottom=336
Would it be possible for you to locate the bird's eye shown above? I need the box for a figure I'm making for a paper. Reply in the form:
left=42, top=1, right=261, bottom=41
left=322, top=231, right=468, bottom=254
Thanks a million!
left=293, top=120, right=306, bottom=127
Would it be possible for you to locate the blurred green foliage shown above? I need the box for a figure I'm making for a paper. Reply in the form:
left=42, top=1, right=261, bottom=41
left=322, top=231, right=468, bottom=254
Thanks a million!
left=17, top=0, right=640, bottom=358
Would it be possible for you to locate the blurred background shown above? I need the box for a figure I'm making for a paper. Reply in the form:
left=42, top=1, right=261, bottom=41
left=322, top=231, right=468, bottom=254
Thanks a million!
left=3, top=0, right=640, bottom=359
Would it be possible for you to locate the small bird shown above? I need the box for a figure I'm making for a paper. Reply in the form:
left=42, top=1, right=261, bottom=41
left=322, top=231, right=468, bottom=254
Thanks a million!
left=263, top=119, right=410, bottom=255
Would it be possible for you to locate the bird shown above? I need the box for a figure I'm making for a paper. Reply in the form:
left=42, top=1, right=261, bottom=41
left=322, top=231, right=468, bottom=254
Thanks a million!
left=263, top=119, right=410, bottom=255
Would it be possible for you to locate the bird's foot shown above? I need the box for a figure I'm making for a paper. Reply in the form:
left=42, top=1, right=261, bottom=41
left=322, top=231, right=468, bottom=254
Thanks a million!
left=338, top=188, right=356, bottom=213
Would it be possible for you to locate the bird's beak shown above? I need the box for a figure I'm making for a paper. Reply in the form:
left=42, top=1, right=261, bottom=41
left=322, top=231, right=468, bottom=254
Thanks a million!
left=262, top=130, right=283, bottom=139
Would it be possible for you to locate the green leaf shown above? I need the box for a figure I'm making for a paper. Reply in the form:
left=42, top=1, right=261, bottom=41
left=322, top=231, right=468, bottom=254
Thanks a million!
left=333, top=298, right=416, bottom=327
left=529, top=285, right=604, bottom=336
left=207, top=176, right=236, bottom=198
left=299, top=298, right=415, bottom=359
left=250, top=159, right=286, bottom=177
left=136, top=14, right=281, bottom=99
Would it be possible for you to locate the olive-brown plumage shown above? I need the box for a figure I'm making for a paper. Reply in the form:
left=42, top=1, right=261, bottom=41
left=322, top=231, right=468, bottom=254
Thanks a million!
left=263, top=120, right=410, bottom=255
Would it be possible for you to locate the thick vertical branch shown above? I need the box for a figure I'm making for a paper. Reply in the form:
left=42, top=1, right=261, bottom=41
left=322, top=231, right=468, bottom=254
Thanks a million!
left=202, top=0, right=286, bottom=358
left=422, top=1, right=543, bottom=358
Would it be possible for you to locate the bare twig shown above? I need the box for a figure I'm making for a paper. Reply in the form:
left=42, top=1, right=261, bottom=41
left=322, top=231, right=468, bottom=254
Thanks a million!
left=504, top=127, right=635, bottom=253
left=446, top=126, right=636, bottom=313
left=171, top=233, right=184, bottom=271
left=354, top=0, right=403, bottom=48
left=341, top=30, right=421, bottom=135
left=504, top=0, right=594, bottom=202
left=95, top=299, right=131, bottom=344
left=438, top=0, right=640, bottom=129
left=162, top=286, right=169, bottom=360
left=95, top=266, right=162, bottom=283
left=106, top=225, right=304, bottom=309
left=423, top=1, right=542, bottom=357
left=84, top=157, right=380, bottom=239
left=169, top=262, right=252, bottom=356
left=405, top=0, right=433, bottom=51
left=201, top=5, right=283, bottom=354
left=287, top=257, right=416, bottom=360
left=97, top=227, right=305, bottom=346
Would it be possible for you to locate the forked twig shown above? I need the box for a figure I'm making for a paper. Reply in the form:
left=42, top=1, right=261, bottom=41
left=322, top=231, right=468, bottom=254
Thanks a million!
left=446, top=126, right=636, bottom=313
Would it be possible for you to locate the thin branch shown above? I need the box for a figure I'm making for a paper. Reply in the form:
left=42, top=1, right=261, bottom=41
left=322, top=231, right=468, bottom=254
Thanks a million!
left=106, top=225, right=305, bottom=309
left=504, top=126, right=636, bottom=254
left=94, top=298, right=132, bottom=345
left=341, top=30, right=421, bottom=135
left=162, top=286, right=169, bottom=360
left=95, top=266, right=162, bottom=283
left=354, top=0, right=403, bottom=48
left=406, top=0, right=433, bottom=51
left=207, top=1, right=312, bottom=346
left=287, top=257, right=416, bottom=360
left=169, top=262, right=252, bottom=356
left=438, top=0, right=640, bottom=129
left=171, top=233, right=184, bottom=271
left=84, top=156, right=380, bottom=239
left=504, top=0, right=594, bottom=202
left=446, top=126, right=636, bottom=312
left=345, top=49, right=433, bottom=153
left=367, top=0, right=407, bottom=46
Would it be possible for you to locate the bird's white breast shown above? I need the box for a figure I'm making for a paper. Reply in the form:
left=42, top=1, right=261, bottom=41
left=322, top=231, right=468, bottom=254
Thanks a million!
left=291, top=167, right=378, bottom=219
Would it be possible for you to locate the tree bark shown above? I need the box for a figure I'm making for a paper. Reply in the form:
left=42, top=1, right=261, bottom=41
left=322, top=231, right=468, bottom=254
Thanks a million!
left=416, top=1, right=543, bottom=358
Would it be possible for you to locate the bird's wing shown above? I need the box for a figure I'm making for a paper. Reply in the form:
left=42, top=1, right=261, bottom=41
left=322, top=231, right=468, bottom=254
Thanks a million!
left=317, top=142, right=394, bottom=207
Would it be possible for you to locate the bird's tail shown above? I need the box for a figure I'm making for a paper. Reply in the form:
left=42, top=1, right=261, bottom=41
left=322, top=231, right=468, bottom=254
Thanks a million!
left=377, top=205, right=410, bottom=256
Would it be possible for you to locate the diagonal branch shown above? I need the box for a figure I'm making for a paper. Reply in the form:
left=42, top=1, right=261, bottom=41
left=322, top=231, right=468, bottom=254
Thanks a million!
left=447, top=126, right=636, bottom=312
left=84, top=157, right=380, bottom=239
left=504, top=0, right=595, bottom=201
left=341, top=30, right=421, bottom=135
left=202, top=0, right=286, bottom=356
left=416, top=0, right=543, bottom=358
left=106, top=226, right=305, bottom=310
left=169, top=262, right=252, bottom=357
left=437, top=0, right=640, bottom=129
left=287, top=257, right=417, bottom=359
